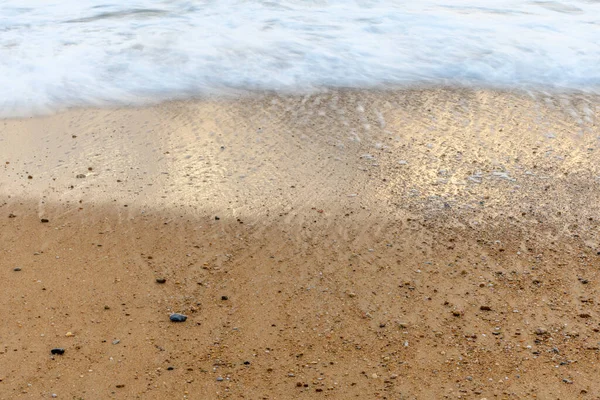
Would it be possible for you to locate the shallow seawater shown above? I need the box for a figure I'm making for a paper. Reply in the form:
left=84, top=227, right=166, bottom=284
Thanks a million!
left=0, top=0, right=599, bottom=116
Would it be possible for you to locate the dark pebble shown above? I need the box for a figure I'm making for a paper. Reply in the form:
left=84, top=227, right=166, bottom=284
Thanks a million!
left=156, top=278, right=167, bottom=284
left=215, top=216, right=220, bottom=220
left=167, top=366, right=175, bottom=371
left=221, top=296, right=229, bottom=301
left=41, top=218, right=49, bottom=223
left=8, top=213, right=16, bottom=218
left=170, top=313, right=187, bottom=322
left=480, top=306, right=492, bottom=311
left=243, top=361, right=251, bottom=365
left=51, top=348, right=65, bottom=355
left=13, top=267, right=21, bottom=272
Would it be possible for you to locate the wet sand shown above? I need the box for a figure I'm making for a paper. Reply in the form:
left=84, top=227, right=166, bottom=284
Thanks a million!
left=1, top=88, right=600, bottom=399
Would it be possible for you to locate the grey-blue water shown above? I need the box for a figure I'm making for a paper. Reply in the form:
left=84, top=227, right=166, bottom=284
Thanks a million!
left=1, top=0, right=599, bottom=116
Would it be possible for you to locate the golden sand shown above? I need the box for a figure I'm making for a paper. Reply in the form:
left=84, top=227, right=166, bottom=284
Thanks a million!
left=1, top=88, right=599, bottom=398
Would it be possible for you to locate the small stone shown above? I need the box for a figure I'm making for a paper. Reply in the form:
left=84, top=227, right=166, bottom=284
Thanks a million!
left=371, top=373, right=378, bottom=379
left=155, top=278, right=166, bottom=284
left=41, top=218, right=49, bottom=223
left=65, top=332, right=74, bottom=337
left=563, top=379, right=573, bottom=384
left=76, top=174, right=86, bottom=179
left=216, top=376, right=224, bottom=382
left=167, top=366, right=174, bottom=371
left=215, top=216, right=220, bottom=220
left=51, top=394, right=57, bottom=398
left=104, top=305, right=110, bottom=310
left=579, top=313, right=592, bottom=318
left=535, top=328, right=548, bottom=335
left=8, top=213, right=16, bottom=218
left=50, top=348, right=65, bottom=355
left=116, top=384, right=125, bottom=388
left=221, top=296, right=229, bottom=301
left=170, top=313, right=187, bottom=322
left=243, top=361, right=251, bottom=365
left=112, top=339, right=120, bottom=345
left=13, top=267, right=21, bottom=272
left=480, top=306, right=492, bottom=311
left=390, top=374, right=398, bottom=379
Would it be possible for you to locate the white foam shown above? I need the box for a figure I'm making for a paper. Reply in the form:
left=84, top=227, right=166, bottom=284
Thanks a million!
left=1, top=0, right=599, bottom=116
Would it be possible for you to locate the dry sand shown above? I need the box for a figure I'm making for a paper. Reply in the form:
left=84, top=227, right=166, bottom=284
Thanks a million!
left=1, top=88, right=600, bottom=399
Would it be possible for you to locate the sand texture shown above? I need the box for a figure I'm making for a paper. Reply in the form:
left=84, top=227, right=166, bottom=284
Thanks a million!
left=1, top=89, right=600, bottom=399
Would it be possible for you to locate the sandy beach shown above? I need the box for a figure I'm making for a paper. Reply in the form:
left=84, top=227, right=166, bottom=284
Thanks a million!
left=2, top=88, right=600, bottom=399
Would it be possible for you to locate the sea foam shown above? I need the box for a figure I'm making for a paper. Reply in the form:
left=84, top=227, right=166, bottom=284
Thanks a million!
left=1, top=0, right=599, bottom=116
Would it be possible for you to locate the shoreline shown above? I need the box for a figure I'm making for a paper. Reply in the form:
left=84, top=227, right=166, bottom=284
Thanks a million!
left=1, top=88, right=600, bottom=398
left=2, top=84, right=599, bottom=121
